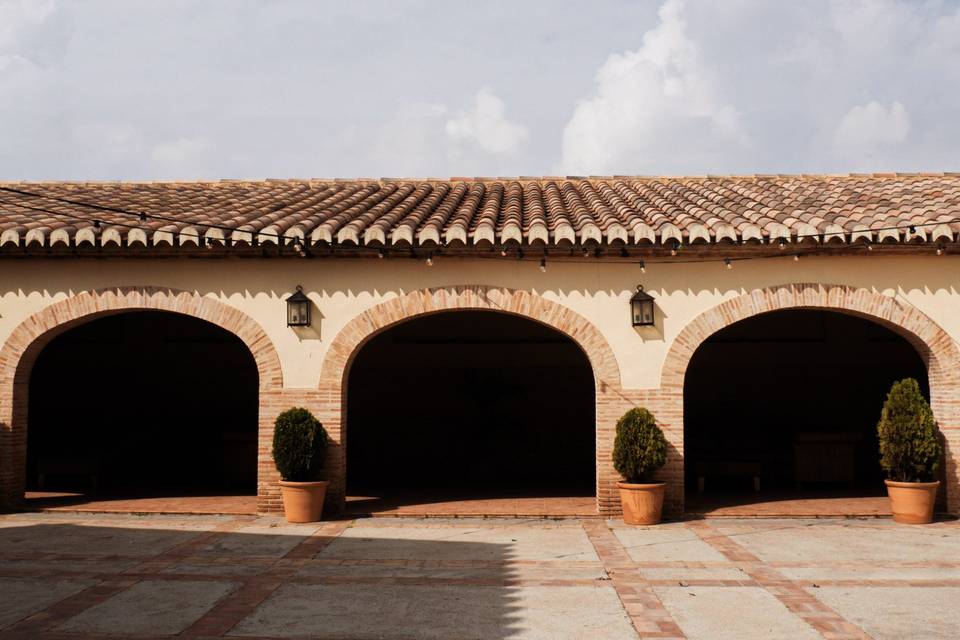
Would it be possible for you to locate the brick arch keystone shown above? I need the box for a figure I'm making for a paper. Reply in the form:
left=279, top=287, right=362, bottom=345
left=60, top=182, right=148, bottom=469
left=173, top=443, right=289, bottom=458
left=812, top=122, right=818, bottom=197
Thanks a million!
left=0, top=286, right=283, bottom=509
left=316, top=284, right=623, bottom=513
left=660, top=282, right=960, bottom=514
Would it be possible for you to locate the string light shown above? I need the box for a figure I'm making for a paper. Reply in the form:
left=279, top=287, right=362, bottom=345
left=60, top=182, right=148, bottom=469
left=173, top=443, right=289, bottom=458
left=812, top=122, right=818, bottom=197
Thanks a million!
left=292, top=238, right=306, bottom=257
left=866, top=243, right=873, bottom=251
left=793, top=254, right=800, bottom=262
left=499, top=247, right=508, bottom=257
left=778, top=238, right=786, bottom=250
left=937, top=244, right=944, bottom=256
left=425, top=252, right=433, bottom=267
left=539, top=257, right=547, bottom=272
left=724, top=258, right=733, bottom=269
left=377, top=248, right=385, bottom=259
left=639, top=260, right=646, bottom=274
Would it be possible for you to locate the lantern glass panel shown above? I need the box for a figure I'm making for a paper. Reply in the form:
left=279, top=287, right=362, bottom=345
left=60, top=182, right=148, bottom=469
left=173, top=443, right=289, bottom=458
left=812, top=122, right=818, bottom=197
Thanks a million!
left=286, top=288, right=311, bottom=327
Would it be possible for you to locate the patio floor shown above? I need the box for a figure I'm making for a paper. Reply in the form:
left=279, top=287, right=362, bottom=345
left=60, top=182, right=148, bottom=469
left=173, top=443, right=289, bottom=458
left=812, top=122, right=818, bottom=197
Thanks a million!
left=0, top=512, right=958, bottom=639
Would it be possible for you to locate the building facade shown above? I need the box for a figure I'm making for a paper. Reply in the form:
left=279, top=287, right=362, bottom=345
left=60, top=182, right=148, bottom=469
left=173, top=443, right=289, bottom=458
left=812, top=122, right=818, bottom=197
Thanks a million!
left=1, top=175, right=958, bottom=518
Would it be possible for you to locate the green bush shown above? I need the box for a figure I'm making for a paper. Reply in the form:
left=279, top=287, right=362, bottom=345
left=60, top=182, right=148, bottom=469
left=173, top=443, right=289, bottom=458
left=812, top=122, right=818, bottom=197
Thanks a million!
left=612, top=407, right=667, bottom=483
left=272, top=407, right=328, bottom=482
left=877, top=378, right=943, bottom=483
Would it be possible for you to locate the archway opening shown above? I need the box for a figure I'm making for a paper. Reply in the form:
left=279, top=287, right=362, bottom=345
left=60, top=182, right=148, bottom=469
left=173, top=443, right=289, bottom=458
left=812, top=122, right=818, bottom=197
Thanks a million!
left=25, top=310, right=259, bottom=513
left=346, top=310, right=596, bottom=515
left=683, top=309, right=928, bottom=516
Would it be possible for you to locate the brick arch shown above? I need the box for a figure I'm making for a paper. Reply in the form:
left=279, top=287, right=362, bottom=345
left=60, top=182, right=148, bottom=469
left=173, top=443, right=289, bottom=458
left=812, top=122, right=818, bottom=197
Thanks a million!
left=661, top=282, right=960, bottom=514
left=0, top=286, right=283, bottom=509
left=316, top=284, right=622, bottom=513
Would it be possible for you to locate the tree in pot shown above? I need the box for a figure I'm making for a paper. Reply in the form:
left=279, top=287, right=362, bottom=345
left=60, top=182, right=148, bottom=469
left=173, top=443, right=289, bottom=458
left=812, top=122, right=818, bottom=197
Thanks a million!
left=613, top=407, right=668, bottom=525
left=877, top=378, right=943, bottom=524
left=273, top=407, right=329, bottom=523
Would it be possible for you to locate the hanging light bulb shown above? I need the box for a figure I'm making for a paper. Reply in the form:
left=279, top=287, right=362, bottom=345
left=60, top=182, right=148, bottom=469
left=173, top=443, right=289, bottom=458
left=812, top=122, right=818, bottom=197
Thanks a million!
left=724, top=258, right=733, bottom=269
left=292, top=237, right=306, bottom=257
left=778, top=238, right=786, bottom=251
left=539, top=257, right=547, bottom=272
left=793, top=253, right=800, bottom=262
left=500, top=246, right=508, bottom=257
left=426, top=252, right=434, bottom=267
left=909, top=225, right=917, bottom=234
left=639, top=260, right=646, bottom=274
left=377, top=248, right=385, bottom=259
left=866, top=242, right=873, bottom=251
left=937, top=244, right=945, bottom=256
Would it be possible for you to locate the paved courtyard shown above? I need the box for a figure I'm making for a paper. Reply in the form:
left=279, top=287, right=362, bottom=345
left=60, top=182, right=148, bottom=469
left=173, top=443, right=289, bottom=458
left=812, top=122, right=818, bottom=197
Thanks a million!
left=0, top=513, right=957, bottom=639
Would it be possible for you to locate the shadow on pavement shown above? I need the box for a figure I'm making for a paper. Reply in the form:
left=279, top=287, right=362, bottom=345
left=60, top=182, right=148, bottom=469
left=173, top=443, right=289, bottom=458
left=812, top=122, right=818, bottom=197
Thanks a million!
left=0, top=517, right=525, bottom=639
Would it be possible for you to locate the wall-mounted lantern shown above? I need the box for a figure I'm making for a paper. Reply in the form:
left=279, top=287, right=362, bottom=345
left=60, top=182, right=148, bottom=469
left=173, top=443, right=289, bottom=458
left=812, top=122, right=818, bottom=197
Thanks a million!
left=286, top=285, right=311, bottom=327
left=630, top=285, right=656, bottom=327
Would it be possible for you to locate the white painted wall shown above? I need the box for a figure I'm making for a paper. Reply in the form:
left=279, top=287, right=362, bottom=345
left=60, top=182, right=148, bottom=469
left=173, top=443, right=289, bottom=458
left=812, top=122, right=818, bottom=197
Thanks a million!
left=1, top=255, right=958, bottom=389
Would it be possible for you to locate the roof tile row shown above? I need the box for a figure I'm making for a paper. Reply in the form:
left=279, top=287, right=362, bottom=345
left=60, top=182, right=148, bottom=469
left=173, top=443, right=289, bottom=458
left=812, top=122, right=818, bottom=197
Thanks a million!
left=0, top=174, right=958, bottom=252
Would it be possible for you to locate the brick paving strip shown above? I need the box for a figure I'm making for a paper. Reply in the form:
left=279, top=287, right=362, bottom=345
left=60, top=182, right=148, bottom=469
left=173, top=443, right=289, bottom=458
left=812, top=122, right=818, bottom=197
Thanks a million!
left=581, top=519, right=686, bottom=639
left=684, top=520, right=873, bottom=640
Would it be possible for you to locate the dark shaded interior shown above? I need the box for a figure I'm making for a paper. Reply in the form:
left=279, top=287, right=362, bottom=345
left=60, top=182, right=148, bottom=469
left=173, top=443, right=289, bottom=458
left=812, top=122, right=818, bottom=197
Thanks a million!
left=684, top=309, right=928, bottom=503
left=27, top=311, right=258, bottom=495
left=347, top=311, right=595, bottom=497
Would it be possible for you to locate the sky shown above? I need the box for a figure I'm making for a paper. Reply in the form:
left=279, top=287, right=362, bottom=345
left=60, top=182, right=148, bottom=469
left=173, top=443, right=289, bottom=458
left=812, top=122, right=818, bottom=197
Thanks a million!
left=2, top=0, right=960, bottom=180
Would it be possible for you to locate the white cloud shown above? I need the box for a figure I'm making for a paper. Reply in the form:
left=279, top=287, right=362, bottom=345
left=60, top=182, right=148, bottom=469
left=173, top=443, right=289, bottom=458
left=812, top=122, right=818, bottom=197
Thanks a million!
left=445, top=87, right=528, bottom=155
left=833, top=101, right=910, bottom=152
left=559, top=0, right=746, bottom=175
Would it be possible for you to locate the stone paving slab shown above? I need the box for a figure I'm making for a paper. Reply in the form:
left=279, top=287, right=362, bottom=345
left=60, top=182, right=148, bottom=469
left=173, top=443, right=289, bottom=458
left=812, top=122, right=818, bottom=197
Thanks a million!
left=710, top=519, right=960, bottom=563
left=810, top=586, right=960, bottom=639
left=230, top=582, right=637, bottom=640
left=0, top=577, right=94, bottom=629
left=296, top=559, right=607, bottom=581
left=655, top=585, right=822, bottom=639
left=198, top=523, right=319, bottom=557
left=611, top=522, right=728, bottom=563
left=58, top=579, right=239, bottom=635
left=323, top=523, right=599, bottom=562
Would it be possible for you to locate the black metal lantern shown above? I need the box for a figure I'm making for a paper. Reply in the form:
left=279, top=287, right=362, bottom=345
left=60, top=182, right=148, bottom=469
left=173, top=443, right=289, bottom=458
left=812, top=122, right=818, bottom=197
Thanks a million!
left=630, top=285, right=656, bottom=327
left=286, top=285, right=311, bottom=327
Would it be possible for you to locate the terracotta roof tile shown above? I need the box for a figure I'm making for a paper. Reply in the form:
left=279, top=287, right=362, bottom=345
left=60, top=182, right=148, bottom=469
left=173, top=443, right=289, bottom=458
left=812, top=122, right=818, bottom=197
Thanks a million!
left=1, top=175, right=959, bottom=253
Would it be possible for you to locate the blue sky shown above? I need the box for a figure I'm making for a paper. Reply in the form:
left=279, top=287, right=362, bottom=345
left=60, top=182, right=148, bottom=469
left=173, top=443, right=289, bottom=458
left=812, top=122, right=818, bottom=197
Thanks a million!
left=2, top=0, right=960, bottom=179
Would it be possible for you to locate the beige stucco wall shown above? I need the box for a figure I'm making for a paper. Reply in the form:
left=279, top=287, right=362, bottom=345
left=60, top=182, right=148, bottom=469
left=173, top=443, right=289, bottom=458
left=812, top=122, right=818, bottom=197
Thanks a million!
left=1, top=255, right=958, bottom=390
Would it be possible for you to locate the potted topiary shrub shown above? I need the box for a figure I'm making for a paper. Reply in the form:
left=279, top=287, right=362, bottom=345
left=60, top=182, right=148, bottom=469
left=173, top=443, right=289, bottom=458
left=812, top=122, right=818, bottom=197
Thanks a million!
left=877, top=378, right=943, bottom=524
left=613, top=407, right=668, bottom=525
left=273, top=407, right=329, bottom=523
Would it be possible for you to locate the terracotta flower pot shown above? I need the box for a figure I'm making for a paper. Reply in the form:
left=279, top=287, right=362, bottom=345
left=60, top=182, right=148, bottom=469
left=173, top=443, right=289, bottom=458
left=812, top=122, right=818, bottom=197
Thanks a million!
left=885, top=479, right=939, bottom=524
left=279, top=480, right=328, bottom=523
left=617, top=481, right=665, bottom=525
